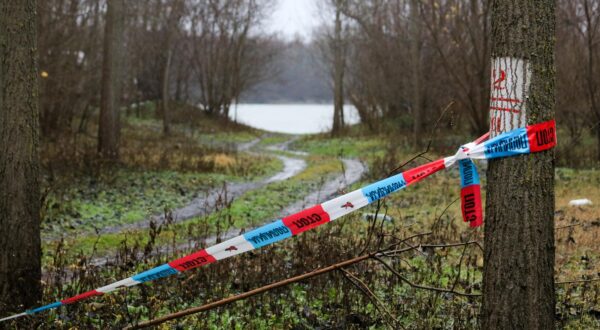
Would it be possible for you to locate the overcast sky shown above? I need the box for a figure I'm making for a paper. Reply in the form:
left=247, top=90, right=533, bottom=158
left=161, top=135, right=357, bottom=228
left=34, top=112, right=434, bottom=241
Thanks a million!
left=265, top=0, right=320, bottom=40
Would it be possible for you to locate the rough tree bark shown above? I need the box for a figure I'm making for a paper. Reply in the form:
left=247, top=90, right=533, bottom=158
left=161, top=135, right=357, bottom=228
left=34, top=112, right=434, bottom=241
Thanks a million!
left=0, top=0, right=42, bottom=311
left=98, top=0, right=124, bottom=159
left=331, top=0, right=345, bottom=136
left=483, top=0, right=556, bottom=329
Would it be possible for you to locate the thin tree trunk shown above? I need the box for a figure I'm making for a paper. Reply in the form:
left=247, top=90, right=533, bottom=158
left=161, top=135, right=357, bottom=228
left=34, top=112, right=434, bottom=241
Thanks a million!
left=162, top=47, right=173, bottom=136
left=175, top=78, right=181, bottom=102
left=331, top=1, right=344, bottom=136
left=475, top=0, right=491, bottom=136
left=98, top=0, right=124, bottom=160
left=597, top=126, right=600, bottom=161
left=160, top=0, right=183, bottom=136
left=349, top=93, right=374, bottom=131
left=483, top=1, right=556, bottom=329
left=582, top=0, right=600, bottom=162
left=410, top=0, right=422, bottom=147
left=78, top=104, right=91, bottom=133
left=0, top=0, right=42, bottom=311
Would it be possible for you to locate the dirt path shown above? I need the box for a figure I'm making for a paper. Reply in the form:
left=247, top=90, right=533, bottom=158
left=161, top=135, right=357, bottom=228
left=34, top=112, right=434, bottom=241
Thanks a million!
left=99, top=137, right=309, bottom=235
left=186, top=157, right=366, bottom=251
left=96, top=135, right=365, bottom=238
left=88, top=154, right=365, bottom=268
left=81, top=137, right=367, bottom=268
left=281, top=158, right=365, bottom=215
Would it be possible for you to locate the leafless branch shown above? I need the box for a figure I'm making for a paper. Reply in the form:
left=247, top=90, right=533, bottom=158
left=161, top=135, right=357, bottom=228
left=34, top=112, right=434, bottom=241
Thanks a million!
left=555, top=278, right=600, bottom=285
left=339, top=268, right=402, bottom=329
left=556, top=223, right=582, bottom=230
left=372, top=255, right=481, bottom=298
left=386, top=101, right=456, bottom=178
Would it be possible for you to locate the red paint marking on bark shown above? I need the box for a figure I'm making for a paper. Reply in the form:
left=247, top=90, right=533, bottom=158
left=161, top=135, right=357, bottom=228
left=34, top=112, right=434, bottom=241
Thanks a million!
left=490, top=106, right=521, bottom=113
left=491, top=97, right=521, bottom=103
left=492, top=69, right=506, bottom=90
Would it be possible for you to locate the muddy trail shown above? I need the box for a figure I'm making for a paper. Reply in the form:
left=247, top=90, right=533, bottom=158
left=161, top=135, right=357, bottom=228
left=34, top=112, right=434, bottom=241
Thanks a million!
left=98, top=137, right=310, bottom=235
left=85, top=136, right=365, bottom=237
left=80, top=137, right=366, bottom=268
left=86, top=162, right=365, bottom=269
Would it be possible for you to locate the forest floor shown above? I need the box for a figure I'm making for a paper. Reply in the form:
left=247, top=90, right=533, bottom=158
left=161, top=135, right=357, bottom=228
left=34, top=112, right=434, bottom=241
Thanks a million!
left=40, top=105, right=367, bottom=261
left=7, top=104, right=599, bottom=329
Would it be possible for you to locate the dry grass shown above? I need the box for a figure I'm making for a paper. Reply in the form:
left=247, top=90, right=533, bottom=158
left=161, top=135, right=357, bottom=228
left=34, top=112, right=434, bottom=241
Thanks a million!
left=202, top=153, right=238, bottom=171
left=554, top=168, right=600, bottom=279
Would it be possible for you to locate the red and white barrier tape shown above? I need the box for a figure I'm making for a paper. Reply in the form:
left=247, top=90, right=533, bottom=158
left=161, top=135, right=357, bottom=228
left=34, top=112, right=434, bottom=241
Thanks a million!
left=0, top=119, right=556, bottom=322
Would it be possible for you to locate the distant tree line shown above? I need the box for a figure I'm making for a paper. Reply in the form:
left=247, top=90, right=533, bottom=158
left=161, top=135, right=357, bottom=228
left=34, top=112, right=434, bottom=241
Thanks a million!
left=317, top=0, right=600, bottom=158
left=38, top=0, right=276, bottom=158
left=34, top=0, right=600, bottom=159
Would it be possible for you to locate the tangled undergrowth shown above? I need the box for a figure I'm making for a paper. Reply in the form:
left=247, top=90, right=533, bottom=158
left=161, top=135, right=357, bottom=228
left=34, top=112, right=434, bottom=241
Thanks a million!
left=3, top=109, right=598, bottom=329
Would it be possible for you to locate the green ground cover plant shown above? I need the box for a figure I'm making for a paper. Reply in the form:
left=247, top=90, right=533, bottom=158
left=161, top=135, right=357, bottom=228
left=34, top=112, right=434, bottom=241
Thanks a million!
left=18, top=116, right=600, bottom=329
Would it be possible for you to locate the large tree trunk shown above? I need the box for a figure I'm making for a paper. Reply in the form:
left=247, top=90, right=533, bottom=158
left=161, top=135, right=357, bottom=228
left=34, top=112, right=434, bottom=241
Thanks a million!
left=483, top=1, right=556, bottom=329
left=98, top=0, right=124, bottom=160
left=0, top=0, right=42, bottom=311
left=331, top=1, right=344, bottom=136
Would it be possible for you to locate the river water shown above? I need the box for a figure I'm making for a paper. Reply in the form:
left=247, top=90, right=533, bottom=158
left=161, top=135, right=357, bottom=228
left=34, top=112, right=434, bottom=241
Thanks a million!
left=229, top=104, right=360, bottom=134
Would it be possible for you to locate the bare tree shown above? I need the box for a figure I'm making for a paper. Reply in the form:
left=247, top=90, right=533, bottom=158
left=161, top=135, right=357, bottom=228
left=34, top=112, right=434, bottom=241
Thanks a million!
left=0, top=0, right=42, bottom=311
left=581, top=0, right=600, bottom=161
left=148, top=0, right=185, bottom=135
left=410, top=0, right=422, bottom=145
left=341, top=0, right=412, bottom=130
left=158, top=0, right=185, bottom=135
left=38, top=0, right=104, bottom=137
left=335, top=0, right=491, bottom=137
left=331, top=0, right=346, bottom=135
left=315, top=0, right=349, bottom=135
left=558, top=0, right=600, bottom=161
left=188, top=0, right=276, bottom=117
left=556, top=0, right=587, bottom=146
left=98, top=0, right=125, bottom=159
left=420, top=0, right=491, bottom=135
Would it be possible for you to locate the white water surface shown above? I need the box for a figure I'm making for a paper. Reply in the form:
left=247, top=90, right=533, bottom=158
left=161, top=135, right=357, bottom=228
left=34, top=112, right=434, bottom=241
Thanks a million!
left=230, top=104, right=360, bottom=134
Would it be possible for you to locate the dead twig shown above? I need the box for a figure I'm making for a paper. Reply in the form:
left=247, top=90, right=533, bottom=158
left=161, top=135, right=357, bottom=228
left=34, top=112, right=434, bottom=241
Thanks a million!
left=123, top=252, right=375, bottom=329
left=386, top=100, right=456, bottom=178
left=556, top=223, right=582, bottom=230
left=555, top=278, right=600, bottom=285
left=124, top=235, right=432, bottom=329
left=431, top=197, right=460, bottom=234
left=372, top=255, right=481, bottom=298
left=359, top=200, right=384, bottom=255
left=339, top=269, right=402, bottom=329
left=422, top=241, right=483, bottom=252
left=378, top=241, right=482, bottom=257
left=381, top=231, right=433, bottom=252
